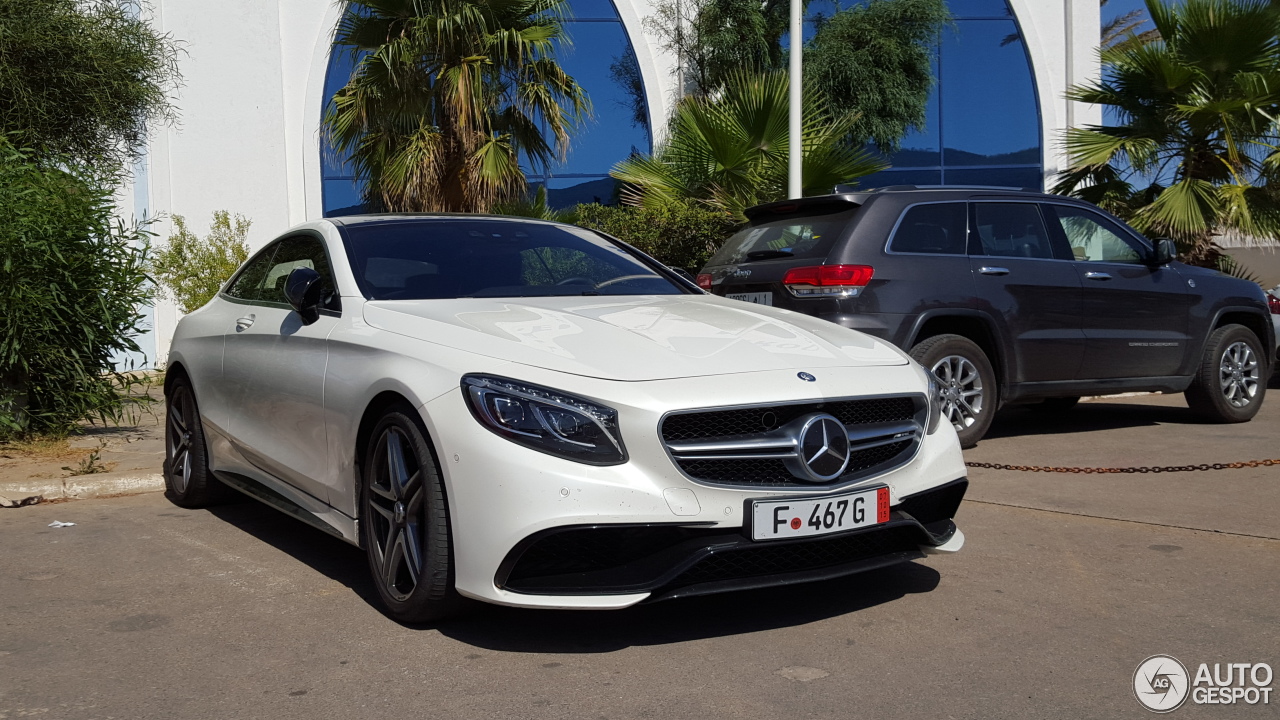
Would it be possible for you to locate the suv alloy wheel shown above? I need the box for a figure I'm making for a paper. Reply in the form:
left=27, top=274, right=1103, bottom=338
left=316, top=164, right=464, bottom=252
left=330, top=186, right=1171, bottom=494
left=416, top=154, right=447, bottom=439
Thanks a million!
left=909, top=334, right=997, bottom=448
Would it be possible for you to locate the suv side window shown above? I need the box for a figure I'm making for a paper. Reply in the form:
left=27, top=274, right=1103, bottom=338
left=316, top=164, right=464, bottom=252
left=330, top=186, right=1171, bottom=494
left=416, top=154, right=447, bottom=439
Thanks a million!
left=972, top=203, right=1059, bottom=260
left=224, top=242, right=280, bottom=302
left=889, top=203, right=968, bottom=254
left=1047, top=205, right=1146, bottom=264
left=260, top=235, right=341, bottom=311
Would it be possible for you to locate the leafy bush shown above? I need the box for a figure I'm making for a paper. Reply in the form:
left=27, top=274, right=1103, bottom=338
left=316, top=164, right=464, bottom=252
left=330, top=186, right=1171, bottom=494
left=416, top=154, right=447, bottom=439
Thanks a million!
left=0, top=140, right=154, bottom=438
left=0, top=0, right=180, bottom=175
left=151, top=211, right=251, bottom=313
left=574, top=202, right=740, bottom=273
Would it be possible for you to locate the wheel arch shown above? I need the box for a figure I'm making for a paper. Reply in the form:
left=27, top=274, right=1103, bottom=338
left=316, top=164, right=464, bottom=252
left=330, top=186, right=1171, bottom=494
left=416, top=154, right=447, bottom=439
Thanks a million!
left=907, top=310, right=1009, bottom=391
left=1208, top=307, right=1274, bottom=372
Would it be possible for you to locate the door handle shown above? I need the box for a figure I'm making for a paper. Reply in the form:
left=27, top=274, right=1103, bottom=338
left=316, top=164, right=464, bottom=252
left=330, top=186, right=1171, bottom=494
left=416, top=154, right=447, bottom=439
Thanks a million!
left=235, top=314, right=255, bottom=331
left=1084, top=271, right=1112, bottom=281
left=978, top=266, right=1010, bottom=276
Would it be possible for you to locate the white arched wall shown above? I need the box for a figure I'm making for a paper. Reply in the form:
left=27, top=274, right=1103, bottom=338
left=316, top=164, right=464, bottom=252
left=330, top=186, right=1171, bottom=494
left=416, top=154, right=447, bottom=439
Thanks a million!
left=1006, top=0, right=1101, bottom=185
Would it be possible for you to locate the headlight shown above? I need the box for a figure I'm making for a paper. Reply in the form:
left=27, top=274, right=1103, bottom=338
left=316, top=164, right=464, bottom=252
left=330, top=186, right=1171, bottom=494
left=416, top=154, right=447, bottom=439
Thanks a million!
left=926, top=373, right=944, bottom=435
left=462, top=375, right=627, bottom=465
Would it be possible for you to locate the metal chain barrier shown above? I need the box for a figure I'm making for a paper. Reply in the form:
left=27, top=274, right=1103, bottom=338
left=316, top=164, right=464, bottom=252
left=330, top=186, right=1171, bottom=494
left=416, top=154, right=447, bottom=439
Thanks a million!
left=965, top=459, right=1280, bottom=474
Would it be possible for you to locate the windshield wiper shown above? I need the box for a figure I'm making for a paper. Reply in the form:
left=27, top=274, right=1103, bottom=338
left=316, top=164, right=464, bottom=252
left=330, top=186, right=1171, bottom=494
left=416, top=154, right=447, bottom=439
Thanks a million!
left=743, top=249, right=793, bottom=262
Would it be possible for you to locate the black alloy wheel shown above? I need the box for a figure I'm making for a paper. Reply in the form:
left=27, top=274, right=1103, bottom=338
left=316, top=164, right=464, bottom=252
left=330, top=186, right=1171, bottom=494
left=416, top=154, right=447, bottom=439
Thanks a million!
left=164, top=376, right=230, bottom=507
left=361, top=407, right=460, bottom=622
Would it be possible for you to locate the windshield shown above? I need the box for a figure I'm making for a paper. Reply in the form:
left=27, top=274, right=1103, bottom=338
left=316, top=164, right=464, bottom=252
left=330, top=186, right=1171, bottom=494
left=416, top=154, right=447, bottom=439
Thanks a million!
left=706, top=206, right=858, bottom=267
left=338, top=219, right=685, bottom=300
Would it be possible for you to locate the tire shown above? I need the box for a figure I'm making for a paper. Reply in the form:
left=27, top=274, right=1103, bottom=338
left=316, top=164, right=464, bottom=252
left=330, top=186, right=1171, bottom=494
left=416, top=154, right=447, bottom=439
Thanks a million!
left=1031, top=396, right=1081, bottom=413
left=910, top=334, right=998, bottom=448
left=164, top=376, right=232, bottom=508
left=361, top=406, right=461, bottom=623
left=1185, top=324, right=1267, bottom=423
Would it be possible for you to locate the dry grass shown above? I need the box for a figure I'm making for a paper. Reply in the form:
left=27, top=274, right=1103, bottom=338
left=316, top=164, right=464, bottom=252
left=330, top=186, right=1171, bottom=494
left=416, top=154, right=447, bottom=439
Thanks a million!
left=0, top=435, right=77, bottom=460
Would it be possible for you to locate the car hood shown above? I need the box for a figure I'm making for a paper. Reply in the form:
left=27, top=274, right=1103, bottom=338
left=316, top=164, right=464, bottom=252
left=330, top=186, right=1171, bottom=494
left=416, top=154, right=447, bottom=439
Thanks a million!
left=362, top=295, right=907, bottom=382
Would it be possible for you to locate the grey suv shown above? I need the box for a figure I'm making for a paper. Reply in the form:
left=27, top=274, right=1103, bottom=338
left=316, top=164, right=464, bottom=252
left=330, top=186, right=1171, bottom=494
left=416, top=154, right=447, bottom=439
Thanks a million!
left=698, top=187, right=1275, bottom=446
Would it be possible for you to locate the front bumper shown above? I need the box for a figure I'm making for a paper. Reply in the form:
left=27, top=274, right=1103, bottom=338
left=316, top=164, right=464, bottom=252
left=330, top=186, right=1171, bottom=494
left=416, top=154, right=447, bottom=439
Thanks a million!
left=496, top=478, right=966, bottom=603
left=419, top=366, right=968, bottom=610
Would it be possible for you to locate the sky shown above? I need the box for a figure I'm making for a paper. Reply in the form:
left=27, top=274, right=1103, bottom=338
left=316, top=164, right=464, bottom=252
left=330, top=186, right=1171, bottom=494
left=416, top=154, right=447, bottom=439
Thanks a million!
left=1104, top=0, right=1154, bottom=33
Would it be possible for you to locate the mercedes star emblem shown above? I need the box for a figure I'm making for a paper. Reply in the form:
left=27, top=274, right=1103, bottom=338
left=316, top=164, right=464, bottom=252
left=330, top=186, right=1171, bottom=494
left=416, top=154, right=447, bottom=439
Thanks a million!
left=793, top=414, right=850, bottom=482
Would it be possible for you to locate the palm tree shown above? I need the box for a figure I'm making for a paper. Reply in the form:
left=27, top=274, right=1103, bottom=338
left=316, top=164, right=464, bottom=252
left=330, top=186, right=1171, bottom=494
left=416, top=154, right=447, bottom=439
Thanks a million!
left=1054, top=0, right=1280, bottom=266
left=611, top=71, right=887, bottom=220
left=1102, top=0, right=1160, bottom=50
left=324, top=0, right=590, bottom=213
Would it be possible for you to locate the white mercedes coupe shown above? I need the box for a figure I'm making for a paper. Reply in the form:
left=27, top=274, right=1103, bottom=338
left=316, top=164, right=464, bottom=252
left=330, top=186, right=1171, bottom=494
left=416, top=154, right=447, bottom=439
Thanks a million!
left=164, top=215, right=967, bottom=622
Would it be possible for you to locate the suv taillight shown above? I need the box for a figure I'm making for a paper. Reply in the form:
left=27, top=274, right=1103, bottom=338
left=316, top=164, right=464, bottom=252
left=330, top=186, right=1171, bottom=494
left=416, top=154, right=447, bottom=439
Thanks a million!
left=782, top=264, right=874, bottom=297
left=1268, top=294, right=1280, bottom=314
left=696, top=273, right=713, bottom=290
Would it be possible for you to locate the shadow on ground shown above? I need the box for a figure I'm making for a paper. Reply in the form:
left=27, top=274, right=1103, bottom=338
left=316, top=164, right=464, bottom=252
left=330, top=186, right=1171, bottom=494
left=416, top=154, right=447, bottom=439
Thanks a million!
left=982, top=397, right=1200, bottom=440
left=206, top=496, right=940, bottom=652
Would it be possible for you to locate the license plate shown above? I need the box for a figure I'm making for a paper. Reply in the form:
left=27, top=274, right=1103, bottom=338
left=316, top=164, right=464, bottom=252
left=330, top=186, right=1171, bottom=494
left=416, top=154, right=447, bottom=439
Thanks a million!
left=727, top=292, right=773, bottom=306
left=749, top=486, right=890, bottom=541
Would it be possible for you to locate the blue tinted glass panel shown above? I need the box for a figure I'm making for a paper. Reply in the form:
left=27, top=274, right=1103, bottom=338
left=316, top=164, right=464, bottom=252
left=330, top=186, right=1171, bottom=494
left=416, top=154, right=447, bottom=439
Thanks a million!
left=323, top=178, right=366, bottom=216
left=567, top=0, right=620, bottom=20
left=857, top=169, right=943, bottom=188
left=940, top=19, right=1039, bottom=166
left=322, top=49, right=363, bottom=176
left=947, top=0, right=1011, bottom=18
left=878, top=55, right=941, bottom=167
left=546, top=175, right=617, bottom=207
left=946, top=166, right=1043, bottom=190
left=551, top=23, right=651, bottom=175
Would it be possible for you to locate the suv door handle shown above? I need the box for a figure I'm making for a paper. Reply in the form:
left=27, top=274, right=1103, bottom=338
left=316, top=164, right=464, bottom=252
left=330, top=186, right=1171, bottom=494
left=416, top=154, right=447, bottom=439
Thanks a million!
left=1084, top=271, right=1112, bottom=281
left=235, top=314, right=255, bottom=331
left=978, top=266, right=1010, bottom=276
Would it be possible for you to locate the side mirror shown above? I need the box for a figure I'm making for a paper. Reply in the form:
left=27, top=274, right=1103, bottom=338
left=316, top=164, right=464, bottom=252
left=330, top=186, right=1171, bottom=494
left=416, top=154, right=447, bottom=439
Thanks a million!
left=1151, top=239, right=1177, bottom=266
left=284, top=267, right=323, bottom=325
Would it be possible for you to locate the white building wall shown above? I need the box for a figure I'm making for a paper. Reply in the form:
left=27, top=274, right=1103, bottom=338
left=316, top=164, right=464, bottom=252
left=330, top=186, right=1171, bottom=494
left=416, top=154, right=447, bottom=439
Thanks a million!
left=136, top=0, right=1100, bottom=366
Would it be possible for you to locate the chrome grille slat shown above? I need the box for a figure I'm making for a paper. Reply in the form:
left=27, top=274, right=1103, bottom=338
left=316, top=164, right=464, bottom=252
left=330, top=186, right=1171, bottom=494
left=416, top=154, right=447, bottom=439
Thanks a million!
left=660, top=396, right=924, bottom=489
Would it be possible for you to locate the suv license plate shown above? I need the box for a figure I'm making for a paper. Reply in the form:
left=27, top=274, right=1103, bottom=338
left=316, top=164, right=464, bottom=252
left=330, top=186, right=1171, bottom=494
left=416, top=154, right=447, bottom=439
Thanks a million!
left=727, top=292, right=773, bottom=306
left=750, top=487, right=890, bottom=541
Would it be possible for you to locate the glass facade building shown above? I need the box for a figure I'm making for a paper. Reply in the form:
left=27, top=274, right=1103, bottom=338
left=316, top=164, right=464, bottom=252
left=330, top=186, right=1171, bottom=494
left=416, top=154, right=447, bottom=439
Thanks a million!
left=320, top=0, right=1042, bottom=216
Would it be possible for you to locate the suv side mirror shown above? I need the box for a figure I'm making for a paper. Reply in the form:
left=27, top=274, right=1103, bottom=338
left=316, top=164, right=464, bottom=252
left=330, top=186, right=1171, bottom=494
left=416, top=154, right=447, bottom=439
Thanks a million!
left=1151, top=239, right=1177, bottom=266
left=284, top=267, right=323, bottom=325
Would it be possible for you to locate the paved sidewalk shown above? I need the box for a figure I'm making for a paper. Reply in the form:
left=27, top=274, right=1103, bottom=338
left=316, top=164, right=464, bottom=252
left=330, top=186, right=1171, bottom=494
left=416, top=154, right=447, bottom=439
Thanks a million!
left=0, top=404, right=166, bottom=506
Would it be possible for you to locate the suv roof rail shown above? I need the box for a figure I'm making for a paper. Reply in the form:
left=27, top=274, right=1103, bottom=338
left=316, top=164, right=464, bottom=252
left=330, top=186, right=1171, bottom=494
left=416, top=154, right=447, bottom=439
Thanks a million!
left=834, top=183, right=1041, bottom=194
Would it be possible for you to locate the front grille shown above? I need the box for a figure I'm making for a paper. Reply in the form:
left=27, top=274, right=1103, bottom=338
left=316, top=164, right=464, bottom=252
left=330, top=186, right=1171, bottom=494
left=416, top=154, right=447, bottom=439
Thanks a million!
left=661, top=397, right=917, bottom=443
left=669, top=525, right=924, bottom=588
left=661, top=396, right=921, bottom=488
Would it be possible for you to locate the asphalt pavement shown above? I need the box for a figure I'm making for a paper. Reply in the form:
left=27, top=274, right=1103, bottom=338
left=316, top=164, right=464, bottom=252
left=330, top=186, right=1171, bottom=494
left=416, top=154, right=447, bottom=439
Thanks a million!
left=1, top=391, right=1277, bottom=719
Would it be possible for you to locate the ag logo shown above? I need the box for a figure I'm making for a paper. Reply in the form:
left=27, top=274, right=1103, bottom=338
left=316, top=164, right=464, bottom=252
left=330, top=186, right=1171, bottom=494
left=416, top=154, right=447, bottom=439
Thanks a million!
left=1134, top=655, right=1190, bottom=713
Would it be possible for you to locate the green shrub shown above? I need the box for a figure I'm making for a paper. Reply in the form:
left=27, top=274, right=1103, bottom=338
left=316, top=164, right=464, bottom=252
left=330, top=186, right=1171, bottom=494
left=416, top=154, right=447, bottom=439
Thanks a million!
left=151, top=211, right=251, bottom=313
left=573, top=202, right=740, bottom=274
left=0, top=140, right=154, bottom=438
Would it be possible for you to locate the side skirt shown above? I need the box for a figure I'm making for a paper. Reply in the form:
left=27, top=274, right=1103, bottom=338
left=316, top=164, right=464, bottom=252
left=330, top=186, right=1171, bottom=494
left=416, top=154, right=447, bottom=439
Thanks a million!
left=213, top=470, right=359, bottom=546
left=1003, top=375, right=1193, bottom=403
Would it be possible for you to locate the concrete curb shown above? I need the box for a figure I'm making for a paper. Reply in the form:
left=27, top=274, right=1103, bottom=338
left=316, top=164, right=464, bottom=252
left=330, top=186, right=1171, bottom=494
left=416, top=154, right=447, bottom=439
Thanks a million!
left=0, top=471, right=164, bottom=506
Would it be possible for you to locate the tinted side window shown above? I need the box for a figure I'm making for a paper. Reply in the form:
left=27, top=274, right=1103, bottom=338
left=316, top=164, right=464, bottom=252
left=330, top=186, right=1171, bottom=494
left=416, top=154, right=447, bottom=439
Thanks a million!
left=261, top=235, right=340, bottom=310
left=973, top=203, right=1056, bottom=260
left=889, top=203, right=968, bottom=254
left=224, top=243, right=280, bottom=301
left=1048, top=205, right=1145, bottom=264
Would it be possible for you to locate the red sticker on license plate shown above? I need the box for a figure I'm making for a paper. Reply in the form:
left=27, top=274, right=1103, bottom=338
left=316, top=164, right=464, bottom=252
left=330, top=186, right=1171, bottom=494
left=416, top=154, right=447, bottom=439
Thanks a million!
left=877, top=487, right=890, bottom=524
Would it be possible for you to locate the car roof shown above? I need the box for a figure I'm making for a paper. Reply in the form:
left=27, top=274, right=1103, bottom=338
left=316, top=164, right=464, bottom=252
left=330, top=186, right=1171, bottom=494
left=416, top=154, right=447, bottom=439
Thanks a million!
left=326, top=213, right=571, bottom=228
left=744, top=185, right=1089, bottom=221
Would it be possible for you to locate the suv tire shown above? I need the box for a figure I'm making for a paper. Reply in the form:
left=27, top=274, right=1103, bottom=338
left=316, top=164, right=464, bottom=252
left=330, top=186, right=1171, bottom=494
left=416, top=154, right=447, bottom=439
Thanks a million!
left=910, top=334, right=997, bottom=448
left=1185, top=324, right=1267, bottom=423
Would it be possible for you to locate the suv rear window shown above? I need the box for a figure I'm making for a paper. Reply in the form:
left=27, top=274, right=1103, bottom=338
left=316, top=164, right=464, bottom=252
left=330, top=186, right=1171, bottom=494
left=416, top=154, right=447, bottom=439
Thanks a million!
left=889, top=203, right=968, bottom=254
left=706, top=207, right=856, bottom=266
